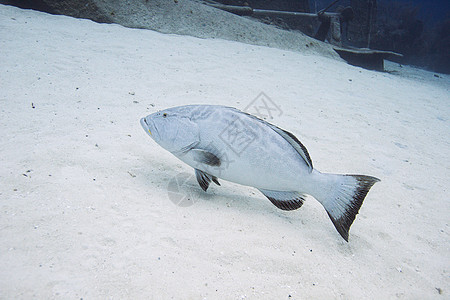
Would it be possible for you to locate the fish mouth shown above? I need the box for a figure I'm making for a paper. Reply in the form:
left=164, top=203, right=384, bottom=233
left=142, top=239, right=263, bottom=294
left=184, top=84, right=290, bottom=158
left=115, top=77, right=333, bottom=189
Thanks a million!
left=140, top=117, right=152, bottom=136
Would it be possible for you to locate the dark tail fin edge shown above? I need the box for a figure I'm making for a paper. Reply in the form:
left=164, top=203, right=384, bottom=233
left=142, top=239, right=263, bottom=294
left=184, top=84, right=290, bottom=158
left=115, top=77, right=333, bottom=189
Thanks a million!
left=327, top=175, right=380, bottom=242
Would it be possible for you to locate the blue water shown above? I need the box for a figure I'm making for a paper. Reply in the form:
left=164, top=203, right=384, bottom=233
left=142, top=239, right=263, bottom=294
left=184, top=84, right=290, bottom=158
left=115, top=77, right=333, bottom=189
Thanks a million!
left=309, top=0, right=449, bottom=24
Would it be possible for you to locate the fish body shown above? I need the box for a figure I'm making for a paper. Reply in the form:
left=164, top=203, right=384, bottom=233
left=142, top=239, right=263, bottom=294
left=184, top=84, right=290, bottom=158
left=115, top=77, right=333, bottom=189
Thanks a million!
left=140, top=105, right=379, bottom=241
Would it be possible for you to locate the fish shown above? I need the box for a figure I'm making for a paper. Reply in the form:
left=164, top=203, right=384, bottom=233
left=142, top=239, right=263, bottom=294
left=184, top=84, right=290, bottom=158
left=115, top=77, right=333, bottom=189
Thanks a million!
left=140, top=105, right=380, bottom=241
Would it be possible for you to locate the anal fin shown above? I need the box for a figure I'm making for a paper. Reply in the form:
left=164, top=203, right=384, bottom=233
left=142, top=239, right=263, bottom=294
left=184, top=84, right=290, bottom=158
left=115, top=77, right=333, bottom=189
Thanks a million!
left=258, top=189, right=305, bottom=211
left=195, top=169, right=220, bottom=192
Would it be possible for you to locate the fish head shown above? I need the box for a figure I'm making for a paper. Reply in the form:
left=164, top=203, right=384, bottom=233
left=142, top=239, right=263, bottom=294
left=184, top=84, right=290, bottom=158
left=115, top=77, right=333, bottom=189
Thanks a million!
left=140, top=108, right=199, bottom=153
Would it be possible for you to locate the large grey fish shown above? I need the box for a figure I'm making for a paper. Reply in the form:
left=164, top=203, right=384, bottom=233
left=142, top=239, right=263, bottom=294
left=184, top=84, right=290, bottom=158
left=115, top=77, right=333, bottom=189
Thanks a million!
left=140, top=105, right=379, bottom=241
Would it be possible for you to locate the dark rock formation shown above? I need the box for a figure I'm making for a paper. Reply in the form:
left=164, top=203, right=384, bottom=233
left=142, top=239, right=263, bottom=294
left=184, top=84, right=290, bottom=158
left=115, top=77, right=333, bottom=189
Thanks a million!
left=0, top=0, right=111, bottom=23
left=0, top=0, right=338, bottom=58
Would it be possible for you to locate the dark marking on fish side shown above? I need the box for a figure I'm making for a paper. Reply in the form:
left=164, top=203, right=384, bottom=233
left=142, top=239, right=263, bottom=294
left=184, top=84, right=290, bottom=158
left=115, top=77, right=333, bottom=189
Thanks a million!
left=192, top=149, right=221, bottom=167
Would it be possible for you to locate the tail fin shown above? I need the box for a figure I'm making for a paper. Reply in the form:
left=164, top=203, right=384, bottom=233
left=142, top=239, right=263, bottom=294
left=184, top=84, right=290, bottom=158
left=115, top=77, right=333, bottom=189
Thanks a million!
left=319, top=175, right=380, bottom=242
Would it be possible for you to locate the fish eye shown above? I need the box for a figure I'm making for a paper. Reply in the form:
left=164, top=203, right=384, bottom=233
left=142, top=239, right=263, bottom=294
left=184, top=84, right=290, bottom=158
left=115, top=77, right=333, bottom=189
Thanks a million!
left=162, top=113, right=167, bottom=118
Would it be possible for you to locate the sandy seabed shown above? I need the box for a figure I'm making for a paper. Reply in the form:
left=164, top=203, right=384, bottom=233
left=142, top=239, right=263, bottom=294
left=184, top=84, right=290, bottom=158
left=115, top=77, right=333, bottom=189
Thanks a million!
left=0, top=4, right=449, bottom=299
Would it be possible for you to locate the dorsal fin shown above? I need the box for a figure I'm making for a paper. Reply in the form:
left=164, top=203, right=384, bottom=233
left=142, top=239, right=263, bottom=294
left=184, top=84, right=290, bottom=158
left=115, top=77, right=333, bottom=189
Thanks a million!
left=232, top=108, right=313, bottom=171
left=267, top=125, right=313, bottom=171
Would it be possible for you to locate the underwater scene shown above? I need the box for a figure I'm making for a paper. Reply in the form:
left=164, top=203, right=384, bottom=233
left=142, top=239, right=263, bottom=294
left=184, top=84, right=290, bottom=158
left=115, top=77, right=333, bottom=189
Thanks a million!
left=0, top=0, right=448, bottom=299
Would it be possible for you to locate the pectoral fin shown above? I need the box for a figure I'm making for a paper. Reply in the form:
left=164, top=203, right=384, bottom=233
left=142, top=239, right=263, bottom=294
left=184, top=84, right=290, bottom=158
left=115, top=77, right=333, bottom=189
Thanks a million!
left=191, top=149, right=221, bottom=167
left=258, top=189, right=306, bottom=211
left=195, top=169, right=221, bottom=192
